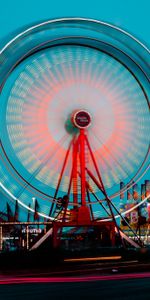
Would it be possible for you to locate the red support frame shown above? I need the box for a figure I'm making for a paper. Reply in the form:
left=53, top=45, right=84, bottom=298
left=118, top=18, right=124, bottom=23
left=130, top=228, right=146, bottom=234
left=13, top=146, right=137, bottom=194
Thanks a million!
left=72, top=138, right=78, bottom=206
left=51, top=127, right=143, bottom=249
left=79, top=129, right=86, bottom=206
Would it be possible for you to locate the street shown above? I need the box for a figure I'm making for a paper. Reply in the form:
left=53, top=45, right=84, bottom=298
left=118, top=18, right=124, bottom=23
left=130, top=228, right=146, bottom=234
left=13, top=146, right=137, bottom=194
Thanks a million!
left=0, top=273, right=150, bottom=300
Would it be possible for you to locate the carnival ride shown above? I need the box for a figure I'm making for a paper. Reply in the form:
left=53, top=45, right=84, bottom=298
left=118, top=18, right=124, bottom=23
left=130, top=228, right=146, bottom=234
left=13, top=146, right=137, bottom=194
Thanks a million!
left=0, top=18, right=149, bottom=251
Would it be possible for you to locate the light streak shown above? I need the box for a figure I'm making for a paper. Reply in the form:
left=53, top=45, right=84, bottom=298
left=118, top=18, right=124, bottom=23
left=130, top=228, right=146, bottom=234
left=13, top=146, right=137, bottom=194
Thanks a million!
left=0, top=272, right=150, bottom=284
left=64, top=256, right=122, bottom=262
left=0, top=181, right=150, bottom=222
left=1, top=18, right=149, bottom=54
left=0, top=182, right=54, bottom=220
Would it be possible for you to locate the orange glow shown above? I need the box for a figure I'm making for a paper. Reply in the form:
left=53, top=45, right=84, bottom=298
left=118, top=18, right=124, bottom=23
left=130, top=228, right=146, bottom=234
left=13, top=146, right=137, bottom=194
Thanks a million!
left=64, top=256, right=122, bottom=262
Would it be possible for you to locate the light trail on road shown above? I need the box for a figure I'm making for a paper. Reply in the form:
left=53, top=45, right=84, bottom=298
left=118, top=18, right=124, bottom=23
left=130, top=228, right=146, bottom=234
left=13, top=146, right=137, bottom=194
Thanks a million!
left=0, top=272, right=150, bottom=285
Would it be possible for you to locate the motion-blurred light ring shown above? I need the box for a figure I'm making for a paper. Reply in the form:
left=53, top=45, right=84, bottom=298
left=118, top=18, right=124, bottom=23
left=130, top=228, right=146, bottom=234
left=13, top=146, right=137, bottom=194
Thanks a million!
left=0, top=18, right=149, bottom=219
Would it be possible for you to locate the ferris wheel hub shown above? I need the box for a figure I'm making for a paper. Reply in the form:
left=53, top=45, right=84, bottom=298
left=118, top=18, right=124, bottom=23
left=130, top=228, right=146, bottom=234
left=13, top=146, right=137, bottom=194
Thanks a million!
left=72, top=110, right=91, bottom=129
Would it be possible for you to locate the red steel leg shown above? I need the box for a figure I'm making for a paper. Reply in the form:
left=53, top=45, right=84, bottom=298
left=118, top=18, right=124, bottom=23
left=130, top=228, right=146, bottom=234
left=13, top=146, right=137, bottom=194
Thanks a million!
left=49, top=139, right=73, bottom=216
left=72, top=138, right=78, bottom=206
left=79, top=129, right=86, bottom=206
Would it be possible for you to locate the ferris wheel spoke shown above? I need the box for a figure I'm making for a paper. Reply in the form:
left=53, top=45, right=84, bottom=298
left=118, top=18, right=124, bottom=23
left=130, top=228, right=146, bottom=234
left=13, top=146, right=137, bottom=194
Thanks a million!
left=88, top=132, right=124, bottom=183
left=14, top=133, right=69, bottom=199
left=90, top=129, right=133, bottom=183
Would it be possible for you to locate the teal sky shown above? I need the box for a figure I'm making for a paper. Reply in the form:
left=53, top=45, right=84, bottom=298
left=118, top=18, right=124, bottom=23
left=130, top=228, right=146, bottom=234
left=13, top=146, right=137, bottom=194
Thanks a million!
left=0, top=0, right=150, bottom=48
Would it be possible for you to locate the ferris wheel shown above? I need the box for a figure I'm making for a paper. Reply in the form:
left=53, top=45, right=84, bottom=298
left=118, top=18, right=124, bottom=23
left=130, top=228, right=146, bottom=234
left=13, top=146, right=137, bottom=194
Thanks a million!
left=0, top=18, right=149, bottom=234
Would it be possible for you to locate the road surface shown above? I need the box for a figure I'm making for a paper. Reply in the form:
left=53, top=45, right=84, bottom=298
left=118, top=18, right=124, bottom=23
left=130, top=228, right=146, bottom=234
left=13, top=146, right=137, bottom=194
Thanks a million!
left=0, top=273, right=150, bottom=300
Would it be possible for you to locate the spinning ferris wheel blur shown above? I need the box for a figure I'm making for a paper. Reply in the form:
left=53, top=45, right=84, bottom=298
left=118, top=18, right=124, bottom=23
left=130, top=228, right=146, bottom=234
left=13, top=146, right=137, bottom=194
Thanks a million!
left=0, top=18, right=149, bottom=222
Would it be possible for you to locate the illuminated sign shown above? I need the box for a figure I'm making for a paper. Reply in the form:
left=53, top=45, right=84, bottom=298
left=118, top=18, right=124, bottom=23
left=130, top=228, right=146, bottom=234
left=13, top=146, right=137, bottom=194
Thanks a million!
left=21, top=228, right=42, bottom=234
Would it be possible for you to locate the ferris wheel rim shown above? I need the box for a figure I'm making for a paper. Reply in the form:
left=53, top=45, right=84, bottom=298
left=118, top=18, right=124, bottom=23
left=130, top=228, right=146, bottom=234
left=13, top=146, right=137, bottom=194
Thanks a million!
left=0, top=42, right=149, bottom=200
left=1, top=17, right=149, bottom=55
